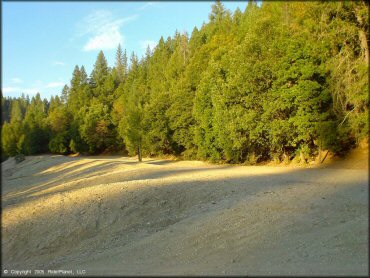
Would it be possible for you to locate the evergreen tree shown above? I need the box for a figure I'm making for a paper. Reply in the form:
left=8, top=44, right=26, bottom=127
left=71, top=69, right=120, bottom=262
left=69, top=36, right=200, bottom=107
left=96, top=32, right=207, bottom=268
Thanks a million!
left=61, top=85, right=70, bottom=104
left=91, top=51, right=109, bottom=89
left=22, top=93, right=49, bottom=154
left=2, top=2, right=367, bottom=162
left=115, top=44, right=128, bottom=84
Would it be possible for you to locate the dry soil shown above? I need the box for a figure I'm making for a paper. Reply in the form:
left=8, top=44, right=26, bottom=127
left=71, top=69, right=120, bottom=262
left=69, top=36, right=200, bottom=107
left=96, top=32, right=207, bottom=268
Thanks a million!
left=1, top=149, right=368, bottom=276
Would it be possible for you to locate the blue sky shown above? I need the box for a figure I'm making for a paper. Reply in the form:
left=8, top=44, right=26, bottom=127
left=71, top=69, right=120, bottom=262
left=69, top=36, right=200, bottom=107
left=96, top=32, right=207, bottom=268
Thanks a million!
left=2, top=1, right=249, bottom=100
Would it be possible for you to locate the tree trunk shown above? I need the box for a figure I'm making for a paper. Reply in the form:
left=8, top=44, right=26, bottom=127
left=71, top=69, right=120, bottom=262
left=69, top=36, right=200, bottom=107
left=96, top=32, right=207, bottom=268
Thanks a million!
left=137, top=144, right=142, bottom=162
left=320, top=150, right=329, bottom=164
left=300, top=151, right=306, bottom=164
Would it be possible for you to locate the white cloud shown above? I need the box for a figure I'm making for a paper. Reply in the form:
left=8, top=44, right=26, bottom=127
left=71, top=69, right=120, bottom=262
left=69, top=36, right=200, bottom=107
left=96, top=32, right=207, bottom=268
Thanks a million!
left=53, top=61, right=66, bottom=66
left=83, top=29, right=124, bottom=51
left=45, top=82, right=65, bottom=88
left=78, top=10, right=138, bottom=51
left=137, top=2, right=156, bottom=11
left=11, top=78, right=23, bottom=84
left=2, top=81, right=65, bottom=96
left=140, top=40, right=157, bottom=51
left=2, top=86, right=39, bottom=95
left=3, top=87, right=21, bottom=93
left=22, top=88, right=39, bottom=95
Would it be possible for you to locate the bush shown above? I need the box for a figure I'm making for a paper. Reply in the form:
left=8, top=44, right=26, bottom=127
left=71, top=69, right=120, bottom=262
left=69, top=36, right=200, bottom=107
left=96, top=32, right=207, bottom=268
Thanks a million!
left=15, top=153, right=25, bottom=163
left=247, top=152, right=260, bottom=165
left=49, top=132, right=69, bottom=154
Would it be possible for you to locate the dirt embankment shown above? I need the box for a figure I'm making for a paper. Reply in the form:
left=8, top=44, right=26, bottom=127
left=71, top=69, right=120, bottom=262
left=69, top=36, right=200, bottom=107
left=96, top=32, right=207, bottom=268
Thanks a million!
left=1, top=148, right=368, bottom=276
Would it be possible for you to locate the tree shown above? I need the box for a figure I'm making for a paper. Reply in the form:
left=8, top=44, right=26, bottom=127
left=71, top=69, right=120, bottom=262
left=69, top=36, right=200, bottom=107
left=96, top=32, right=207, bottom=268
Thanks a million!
left=116, top=52, right=146, bottom=161
left=2, top=122, right=18, bottom=156
left=115, top=44, right=128, bottom=84
left=79, top=99, right=117, bottom=153
left=209, top=0, right=227, bottom=23
left=21, top=93, right=50, bottom=154
left=2, top=2, right=366, bottom=162
left=91, top=51, right=109, bottom=89
left=118, top=92, right=145, bottom=161
left=47, top=96, right=71, bottom=154
left=61, top=85, right=70, bottom=104
left=69, top=65, right=90, bottom=113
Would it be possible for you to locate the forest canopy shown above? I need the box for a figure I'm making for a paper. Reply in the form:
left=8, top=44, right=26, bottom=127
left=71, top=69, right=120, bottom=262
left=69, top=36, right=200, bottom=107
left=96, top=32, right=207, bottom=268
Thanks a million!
left=1, top=1, right=369, bottom=164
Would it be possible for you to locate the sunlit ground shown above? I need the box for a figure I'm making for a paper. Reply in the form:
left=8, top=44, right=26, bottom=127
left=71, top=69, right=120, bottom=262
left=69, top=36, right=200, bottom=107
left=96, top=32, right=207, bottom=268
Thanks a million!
left=2, top=153, right=368, bottom=275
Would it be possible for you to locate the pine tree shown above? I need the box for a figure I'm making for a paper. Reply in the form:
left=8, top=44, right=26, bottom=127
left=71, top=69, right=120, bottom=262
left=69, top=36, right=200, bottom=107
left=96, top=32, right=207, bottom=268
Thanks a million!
left=91, top=51, right=109, bottom=88
left=209, top=0, right=226, bottom=23
left=61, top=85, right=70, bottom=104
left=115, top=44, right=127, bottom=84
left=2, top=2, right=367, bottom=161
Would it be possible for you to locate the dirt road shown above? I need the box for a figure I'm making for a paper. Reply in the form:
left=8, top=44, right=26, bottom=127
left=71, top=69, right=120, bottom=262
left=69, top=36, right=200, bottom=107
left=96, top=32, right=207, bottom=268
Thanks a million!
left=1, top=150, right=368, bottom=276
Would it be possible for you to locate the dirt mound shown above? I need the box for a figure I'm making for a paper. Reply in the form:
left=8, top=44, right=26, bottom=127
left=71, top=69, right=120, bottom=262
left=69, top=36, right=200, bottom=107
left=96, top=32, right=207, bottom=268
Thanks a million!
left=322, top=147, right=368, bottom=170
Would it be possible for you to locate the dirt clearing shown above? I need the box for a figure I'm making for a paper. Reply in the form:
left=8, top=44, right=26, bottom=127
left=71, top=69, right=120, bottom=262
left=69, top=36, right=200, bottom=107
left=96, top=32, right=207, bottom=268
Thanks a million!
left=1, top=150, right=368, bottom=276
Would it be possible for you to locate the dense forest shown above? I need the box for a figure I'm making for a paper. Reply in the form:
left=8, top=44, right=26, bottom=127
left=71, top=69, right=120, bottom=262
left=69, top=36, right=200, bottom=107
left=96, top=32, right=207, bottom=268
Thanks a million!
left=1, top=1, right=369, bottom=164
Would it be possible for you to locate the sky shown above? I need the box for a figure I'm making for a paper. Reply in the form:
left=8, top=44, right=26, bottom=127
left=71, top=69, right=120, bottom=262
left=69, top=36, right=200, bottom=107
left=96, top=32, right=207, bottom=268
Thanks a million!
left=2, top=1, right=249, bottom=100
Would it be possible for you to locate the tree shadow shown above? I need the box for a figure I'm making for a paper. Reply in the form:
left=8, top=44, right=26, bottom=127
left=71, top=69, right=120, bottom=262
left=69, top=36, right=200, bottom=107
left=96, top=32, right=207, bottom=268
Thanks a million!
left=2, top=163, right=367, bottom=274
left=2, top=159, right=223, bottom=207
left=144, top=159, right=179, bottom=166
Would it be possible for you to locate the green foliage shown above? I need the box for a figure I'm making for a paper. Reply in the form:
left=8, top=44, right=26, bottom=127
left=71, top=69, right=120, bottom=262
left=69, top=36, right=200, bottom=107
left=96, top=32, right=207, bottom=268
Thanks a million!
left=117, top=90, right=145, bottom=157
left=116, top=44, right=128, bottom=84
left=17, top=134, right=26, bottom=154
left=49, top=132, right=69, bottom=154
left=2, top=122, right=18, bottom=156
left=91, top=51, right=109, bottom=88
left=21, top=93, right=50, bottom=155
left=79, top=100, right=117, bottom=153
left=47, top=106, right=70, bottom=134
left=23, top=126, right=49, bottom=155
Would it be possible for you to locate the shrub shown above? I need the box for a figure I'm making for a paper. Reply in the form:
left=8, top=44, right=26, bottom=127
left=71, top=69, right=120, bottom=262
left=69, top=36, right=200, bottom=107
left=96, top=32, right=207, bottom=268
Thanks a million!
left=15, top=153, right=25, bottom=163
left=49, top=132, right=69, bottom=154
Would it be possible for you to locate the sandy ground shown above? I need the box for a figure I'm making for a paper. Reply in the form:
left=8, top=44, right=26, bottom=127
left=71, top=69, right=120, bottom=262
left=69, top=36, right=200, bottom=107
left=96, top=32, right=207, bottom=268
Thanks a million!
left=1, top=148, right=368, bottom=276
